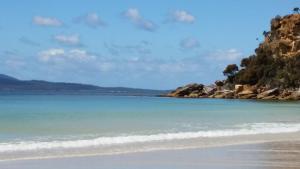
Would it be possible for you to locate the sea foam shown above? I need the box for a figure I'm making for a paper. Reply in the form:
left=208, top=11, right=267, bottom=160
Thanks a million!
left=0, top=123, right=299, bottom=152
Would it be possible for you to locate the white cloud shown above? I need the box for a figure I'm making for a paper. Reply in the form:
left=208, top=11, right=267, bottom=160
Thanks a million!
left=68, top=49, right=96, bottom=61
left=54, top=34, right=80, bottom=45
left=125, top=8, right=140, bottom=21
left=180, top=37, right=199, bottom=49
left=26, top=48, right=245, bottom=89
left=75, top=13, right=105, bottom=28
left=171, top=10, right=196, bottom=23
left=208, top=49, right=243, bottom=61
left=38, top=48, right=65, bottom=62
left=33, top=16, right=63, bottom=27
left=38, top=48, right=95, bottom=63
left=124, top=8, right=156, bottom=31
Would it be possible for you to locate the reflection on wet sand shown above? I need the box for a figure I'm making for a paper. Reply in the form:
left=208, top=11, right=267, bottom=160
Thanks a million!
left=1, top=141, right=300, bottom=169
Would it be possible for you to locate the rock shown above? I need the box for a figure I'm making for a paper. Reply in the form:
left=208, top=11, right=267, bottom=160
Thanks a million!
left=277, top=89, right=300, bottom=100
left=279, top=95, right=295, bottom=101
left=224, top=91, right=234, bottom=99
left=208, top=94, right=215, bottom=98
left=239, top=94, right=257, bottom=99
left=267, top=14, right=300, bottom=58
left=234, top=85, right=258, bottom=99
left=243, top=85, right=257, bottom=93
left=234, top=84, right=243, bottom=94
left=188, top=93, right=199, bottom=98
left=167, top=83, right=204, bottom=97
left=261, top=95, right=277, bottom=100
left=237, top=89, right=256, bottom=99
left=278, top=90, right=292, bottom=99
left=203, top=85, right=217, bottom=95
left=290, top=90, right=300, bottom=100
left=212, top=90, right=234, bottom=99
left=214, top=94, right=225, bottom=99
left=257, top=88, right=279, bottom=99
left=238, top=90, right=254, bottom=96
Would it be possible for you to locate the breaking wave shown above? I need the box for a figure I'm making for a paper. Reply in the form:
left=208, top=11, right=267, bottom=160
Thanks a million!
left=1, top=123, right=300, bottom=153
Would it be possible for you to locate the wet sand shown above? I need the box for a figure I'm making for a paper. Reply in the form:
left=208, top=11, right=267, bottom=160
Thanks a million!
left=1, top=140, right=300, bottom=169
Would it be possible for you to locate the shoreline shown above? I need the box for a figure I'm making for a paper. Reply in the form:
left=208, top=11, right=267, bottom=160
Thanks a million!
left=165, top=83, right=300, bottom=101
left=1, top=131, right=300, bottom=163
left=1, top=139, right=300, bottom=169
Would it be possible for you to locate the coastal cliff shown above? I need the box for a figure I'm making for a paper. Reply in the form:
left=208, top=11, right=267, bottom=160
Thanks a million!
left=166, top=13, right=300, bottom=100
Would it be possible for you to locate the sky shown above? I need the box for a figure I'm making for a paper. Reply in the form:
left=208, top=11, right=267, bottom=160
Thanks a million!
left=0, top=0, right=298, bottom=89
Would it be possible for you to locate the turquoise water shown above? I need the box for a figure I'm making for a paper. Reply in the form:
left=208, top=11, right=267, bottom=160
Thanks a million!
left=0, top=95, right=299, bottom=156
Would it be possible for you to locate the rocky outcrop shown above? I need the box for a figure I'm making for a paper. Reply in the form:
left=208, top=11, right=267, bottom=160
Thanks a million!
left=165, top=13, right=300, bottom=101
left=266, top=14, right=300, bottom=58
left=165, top=83, right=299, bottom=100
left=166, top=83, right=205, bottom=98
left=235, top=85, right=257, bottom=99
left=279, top=90, right=300, bottom=100
left=233, top=13, right=300, bottom=88
left=257, top=88, right=279, bottom=99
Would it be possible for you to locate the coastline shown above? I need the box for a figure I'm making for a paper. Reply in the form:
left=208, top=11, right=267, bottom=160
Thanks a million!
left=1, top=96, right=299, bottom=168
left=165, top=83, right=300, bottom=101
left=1, top=139, right=300, bottom=169
left=1, top=131, right=300, bottom=162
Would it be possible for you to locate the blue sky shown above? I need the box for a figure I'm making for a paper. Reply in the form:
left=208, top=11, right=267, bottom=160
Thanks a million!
left=0, top=0, right=298, bottom=89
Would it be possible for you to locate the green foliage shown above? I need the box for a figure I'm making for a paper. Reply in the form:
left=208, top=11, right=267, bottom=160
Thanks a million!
left=223, top=64, right=239, bottom=77
left=229, top=47, right=300, bottom=88
left=223, top=64, right=239, bottom=83
left=215, top=80, right=224, bottom=87
left=222, top=13, right=300, bottom=89
left=240, top=55, right=254, bottom=67
left=294, top=7, right=300, bottom=14
left=263, top=31, right=270, bottom=37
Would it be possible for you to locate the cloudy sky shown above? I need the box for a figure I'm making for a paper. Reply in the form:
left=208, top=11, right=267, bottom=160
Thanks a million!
left=0, top=0, right=297, bottom=89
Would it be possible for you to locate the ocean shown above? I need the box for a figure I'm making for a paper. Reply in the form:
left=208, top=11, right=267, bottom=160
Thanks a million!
left=0, top=95, right=299, bottom=160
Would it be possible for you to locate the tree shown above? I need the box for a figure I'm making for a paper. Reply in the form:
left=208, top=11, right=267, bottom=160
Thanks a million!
left=263, top=31, right=270, bottom=37
left=215, top=80, right=224, bottom=87
left=223, top=64, right=239, bottom=77
left=223, top=64, right=239, bottom=83
left=293, top=7, right=300, bottom=14
left=240, top=58, right=250, bottom=68
left=275, top=15, right=281, bottom=20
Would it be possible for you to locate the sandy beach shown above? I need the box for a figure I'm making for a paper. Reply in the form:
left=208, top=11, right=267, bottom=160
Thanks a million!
left=0, top=140, right=300, bottom=169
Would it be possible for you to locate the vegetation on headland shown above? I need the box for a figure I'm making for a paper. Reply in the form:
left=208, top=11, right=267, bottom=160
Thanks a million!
left=166, top=11, right=300, bottom=100
left=228, top=13, right=300, bottom=89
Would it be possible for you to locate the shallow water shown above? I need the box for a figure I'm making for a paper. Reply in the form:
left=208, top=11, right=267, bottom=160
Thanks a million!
left=0, top=95, right=299, bottom=158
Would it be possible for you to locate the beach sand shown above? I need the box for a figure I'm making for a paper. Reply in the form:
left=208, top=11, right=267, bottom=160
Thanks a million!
left=1, top=140, right=300, bottom=169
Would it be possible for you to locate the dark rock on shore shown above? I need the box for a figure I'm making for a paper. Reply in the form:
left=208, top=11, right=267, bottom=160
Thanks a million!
left=165, top=83, right=300, bottom=100
left=257, top=88, right=279, bottom=99
left=165, top=82, right=299, bottom=101
left=166, top=83, right=205, bottom=98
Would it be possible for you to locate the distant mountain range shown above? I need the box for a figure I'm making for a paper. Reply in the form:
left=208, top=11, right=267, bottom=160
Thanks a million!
left=0, top=74, right=169, bottom=96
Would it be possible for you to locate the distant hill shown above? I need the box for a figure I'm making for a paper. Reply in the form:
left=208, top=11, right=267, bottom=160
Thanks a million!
left=0, top=74, right=169, bottom=96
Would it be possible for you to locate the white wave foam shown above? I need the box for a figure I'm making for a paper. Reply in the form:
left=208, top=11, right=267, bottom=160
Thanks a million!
left=0, top=123, right=300, bottom=152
